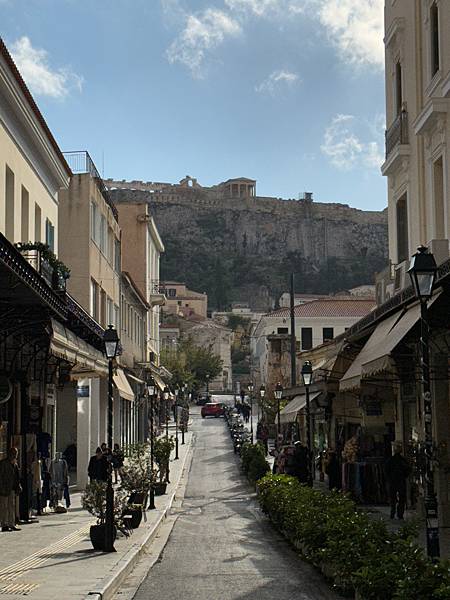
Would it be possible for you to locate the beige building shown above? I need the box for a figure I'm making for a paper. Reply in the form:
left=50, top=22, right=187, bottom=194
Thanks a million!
left=59, top=152, right=121, bottom=328
left=114, top=201, right=165, bottom=364
left=0, top=40, right=69, bottom=250
left=381, top=0, right=450, bottom=295
left=161, top=282, right=207, bottom=319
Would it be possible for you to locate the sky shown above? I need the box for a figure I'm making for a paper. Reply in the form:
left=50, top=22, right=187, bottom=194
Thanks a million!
left=0, top=0, right=387, bottom=211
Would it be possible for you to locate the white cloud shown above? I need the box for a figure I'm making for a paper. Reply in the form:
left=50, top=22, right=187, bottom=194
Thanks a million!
left=255, top=69, right=299, bottom=94
left=166, top=8, right=241, bottom=77
left=318, top=0, right=384, bottom=68
left=10, top=36, right=83, bottom=99
left=321, top=114, right=384, bottom=171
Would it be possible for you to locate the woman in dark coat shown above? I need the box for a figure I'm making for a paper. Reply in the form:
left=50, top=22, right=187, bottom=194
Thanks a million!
left=325, top=451, right=342, bottom=490
left=87, top=447, right=108, bottom=482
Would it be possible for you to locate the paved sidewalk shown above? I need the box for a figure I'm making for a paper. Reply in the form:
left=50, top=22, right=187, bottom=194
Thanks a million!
left=0, top=433, right=194, bottom=600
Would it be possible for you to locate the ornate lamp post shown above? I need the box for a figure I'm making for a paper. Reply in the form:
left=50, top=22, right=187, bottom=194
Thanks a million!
left=248, top=382, right=254, bottom=443
left=274, top=382, right=283, bottom=442
left=205, top=373, right=210, bottom=400
left=408, top=245, right=439, bottom=559
left=103, top=325, right=120, bottom=552
left=163, top=386, right=170, bottom=483
left=259, top=384, right=266, bottom=420
left=301, top=361, right=313, bottom=487
left=174, top=386, right=179, bottom=460
left=146, top=375, right=156, bottom=510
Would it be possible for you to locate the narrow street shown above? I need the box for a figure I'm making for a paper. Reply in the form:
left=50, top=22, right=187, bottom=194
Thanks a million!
left=133, top=408, right=340, bottom=600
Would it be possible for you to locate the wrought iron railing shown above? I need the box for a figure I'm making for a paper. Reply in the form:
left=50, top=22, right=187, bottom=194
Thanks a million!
left=63, top=151, right=118, bottom=220
left=385, top=110, right=409, bottom=158
left=150, top=280, right=167, bottom=295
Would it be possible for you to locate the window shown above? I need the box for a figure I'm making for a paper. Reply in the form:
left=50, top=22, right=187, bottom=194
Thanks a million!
left=90, top=279, right=99, bottom=321
left=396, top=194, right=408, bottom=263
left=108, top=227, right=114, bottom=263
left=34, top=203, right=41, bottom=242
left=277, top=327, right=289, bottom=334
left=121, top=296, right=126, bottom=332
left=100, top=290, right=107, bottom=328
left=395, top=62, right=403, bottom=116
left=301, top=327, right=313, bottom=350
left=5, top=165, right=14, bottom=242
left=100, top=215, right=106, bottom=254
left=323, top=327, right=334, bottom=342
left=430, top=2, right=440, bottom=77
left=21, top=186, right=29, bottom=242
left=90, top=201, right=99, bottom=244
left=45, top=218, right=55, bottom=252
left=107, top=297, right=114, bottom=327
left=114, top=239, right=121, bottom=272
left=114, top=305, right=120, bottom=332
left=433, top=156, right=445, bottom=239
left=168, top=288, right=176, bottom=298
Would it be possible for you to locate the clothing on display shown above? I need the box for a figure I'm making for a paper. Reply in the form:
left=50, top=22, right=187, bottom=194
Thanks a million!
left=49, top=453, right=69, bottom=507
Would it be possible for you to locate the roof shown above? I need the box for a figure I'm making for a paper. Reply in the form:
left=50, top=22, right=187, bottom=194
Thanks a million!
left=0, top=38, right=72, bottom=177
left=264, top=298, right=375, bottom=319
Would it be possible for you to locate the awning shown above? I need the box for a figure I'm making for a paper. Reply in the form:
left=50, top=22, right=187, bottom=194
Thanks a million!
left=340, top=292, right=441, bottom=391
left=280, top=391, right=322, bottom=424
left=50, top=318, right=108, bottom=378
left=113, top=368, right=135, bottom=401
left=152, top=372, right=167, bottom=392
left=126, top=373, right=145, bottom=385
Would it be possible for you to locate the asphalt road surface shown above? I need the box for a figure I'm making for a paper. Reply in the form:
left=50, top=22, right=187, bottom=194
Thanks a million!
left=134, top=408, right=340, bottom=600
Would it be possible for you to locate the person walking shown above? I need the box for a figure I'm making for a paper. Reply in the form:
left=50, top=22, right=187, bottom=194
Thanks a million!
left=292, top=441, right=309, bottom=484
left=385, top=444, right=411, bottom=520
left=325, top=450, right=341, bottom=490
left=87, top=447, right=108, bottom=482
left=256, top=421, right=269, bottom=455
left=112, top=443, right=124, bottom=484
left=0, top=447, right=22, bottom=531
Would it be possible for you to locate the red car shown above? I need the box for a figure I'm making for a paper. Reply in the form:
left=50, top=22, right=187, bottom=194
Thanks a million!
left=201, top=402, right=225, bottom=418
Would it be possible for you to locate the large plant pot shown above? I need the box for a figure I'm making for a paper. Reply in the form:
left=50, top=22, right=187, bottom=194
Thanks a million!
left=128, top=492, right=147, bottom=507
left=89, top=524, right=117, bottom=551
left=153, top=482, right=167, bottom=496
left=124, top=507, right=143, bottom=529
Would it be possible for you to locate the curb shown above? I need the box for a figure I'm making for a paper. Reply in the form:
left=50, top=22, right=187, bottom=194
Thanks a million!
left=84, top=434, right=194, bottom=600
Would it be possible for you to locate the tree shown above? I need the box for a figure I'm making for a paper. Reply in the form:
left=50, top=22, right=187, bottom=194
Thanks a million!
left=160, top=337, right=222, bottom=390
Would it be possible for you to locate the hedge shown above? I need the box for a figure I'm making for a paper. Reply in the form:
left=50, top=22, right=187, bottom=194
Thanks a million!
left=257, top=474, right=450, bottom=600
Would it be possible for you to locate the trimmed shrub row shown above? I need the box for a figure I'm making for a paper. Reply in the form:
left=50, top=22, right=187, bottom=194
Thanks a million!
left=257, top=474, right=450, bottom=600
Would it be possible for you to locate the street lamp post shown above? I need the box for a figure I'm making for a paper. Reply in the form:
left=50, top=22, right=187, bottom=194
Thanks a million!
left=206, top=373, right=210, bottom=401
left=103, top=325, right=120, bottom=552
left=248, top=382, right=254, bottom=443
left=259, top=384, right=265, bottom=421
left=408, top=245, right=439, bottom=559
left=301, top=361, right=313, bottom=488
left=182, top=383, right=188, bottom=444
left=174, top=387, right=179, bottom=460
left=146, top=375, right=156, bottom=510
left=163, top=386, right=170, bottom=484
left=274, top=383, right=283, bottom=445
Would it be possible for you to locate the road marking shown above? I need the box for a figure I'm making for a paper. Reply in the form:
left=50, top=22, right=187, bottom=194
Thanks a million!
left=0, top=582, right=40, bottom=595
left=0, top=525, right=91, bottom=583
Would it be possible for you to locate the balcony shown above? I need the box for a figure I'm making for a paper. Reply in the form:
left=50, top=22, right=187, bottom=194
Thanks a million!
left=381, top=110, right=410, bottom=176
left=149, top=281, right=166, bottom=307
left=15, top=242, right=70, bottom=292
left=63, top=151, right=118, bottom=220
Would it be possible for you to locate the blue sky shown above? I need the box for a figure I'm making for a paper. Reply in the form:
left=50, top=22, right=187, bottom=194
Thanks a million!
left=1, top=0, right=387, bottom=210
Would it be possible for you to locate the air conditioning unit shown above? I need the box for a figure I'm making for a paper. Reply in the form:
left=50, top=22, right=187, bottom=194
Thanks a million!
left=394, top=260, right=408, bottom=293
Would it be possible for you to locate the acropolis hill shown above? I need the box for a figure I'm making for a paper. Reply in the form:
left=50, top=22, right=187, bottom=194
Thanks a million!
left=107, top=176, right=388, bottom=311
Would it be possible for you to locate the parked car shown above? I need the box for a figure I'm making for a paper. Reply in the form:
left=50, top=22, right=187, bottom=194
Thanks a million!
left=201, top=402, right=225, bottom=418
left=196, top=395, right=209, bottom=406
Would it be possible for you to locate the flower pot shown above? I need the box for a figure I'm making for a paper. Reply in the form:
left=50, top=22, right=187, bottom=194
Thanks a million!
left=124, top=507, right=143, bottom=529
left=153, top=482, right=167, bottom=496
left=89, top=524, right=117, bottom=551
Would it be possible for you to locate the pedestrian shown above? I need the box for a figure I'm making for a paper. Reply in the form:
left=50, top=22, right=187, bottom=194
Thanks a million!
left=325, top=450, right=341, bottom=490
left=0, top=447, right=22, bottom=531
left=100, top=442, right=107, bottom=454
left=256, top=421, right=269, bottom=455
left=292, top=441, right=309, bottom=484
left=87, top=447, right=108, bottom=482
left=112, top=443, right=124, bottom=484
left=385, top=444, right=411, bottom=520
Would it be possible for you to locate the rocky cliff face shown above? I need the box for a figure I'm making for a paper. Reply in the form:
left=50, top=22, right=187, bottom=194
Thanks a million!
left=109, top=186, right=388, bottom=311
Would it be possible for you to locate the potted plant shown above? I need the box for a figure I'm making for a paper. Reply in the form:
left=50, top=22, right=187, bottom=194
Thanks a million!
left=120, top=443, right=153, bottom=527
left=153, top=437, right=175, bottom=495
left=81, top=480, right=127, bottom=550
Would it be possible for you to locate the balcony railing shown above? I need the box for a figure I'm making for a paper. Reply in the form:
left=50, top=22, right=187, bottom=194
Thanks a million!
left=385, top=110, right=408, bottom=158
left=63, top=151, right=118, bottom=220
left=15, top=243, right=70, bottom=292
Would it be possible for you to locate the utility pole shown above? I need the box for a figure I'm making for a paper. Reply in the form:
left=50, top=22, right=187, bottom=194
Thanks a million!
left=290, top=273, right=297, bottom=387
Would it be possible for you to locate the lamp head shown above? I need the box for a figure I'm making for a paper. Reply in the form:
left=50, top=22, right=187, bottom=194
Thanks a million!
left=274, top=382, right=283, bottom=400
left=163, top=386, right=170, bottom=401
left=146, top=375, right=156, bottom=397
left=103, top=325, right=119, bottom=359
left=408, top=245, right=437, bottom=300
left=259, top=384, right=266, bottom=398
left=301, top=361, right=313, bottom=387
